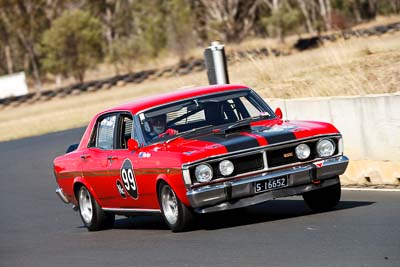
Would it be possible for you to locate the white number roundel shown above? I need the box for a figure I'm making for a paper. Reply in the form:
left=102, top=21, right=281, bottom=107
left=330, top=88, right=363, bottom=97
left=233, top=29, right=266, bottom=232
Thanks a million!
left=120, top=159, right=138, bottom=199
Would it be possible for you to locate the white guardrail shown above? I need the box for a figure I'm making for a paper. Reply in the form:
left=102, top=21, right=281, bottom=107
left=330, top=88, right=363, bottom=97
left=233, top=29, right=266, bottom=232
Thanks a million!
left=267, top=93, right=400, bottom=185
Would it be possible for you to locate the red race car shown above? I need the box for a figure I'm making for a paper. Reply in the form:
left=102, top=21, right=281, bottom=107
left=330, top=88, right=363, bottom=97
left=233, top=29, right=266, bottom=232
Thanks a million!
left=54, top=84, right=349, bottom=232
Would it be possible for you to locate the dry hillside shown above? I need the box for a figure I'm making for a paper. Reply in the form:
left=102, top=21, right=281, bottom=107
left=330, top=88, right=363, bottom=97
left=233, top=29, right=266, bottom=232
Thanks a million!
left=0, top=28, right=399, bottom=142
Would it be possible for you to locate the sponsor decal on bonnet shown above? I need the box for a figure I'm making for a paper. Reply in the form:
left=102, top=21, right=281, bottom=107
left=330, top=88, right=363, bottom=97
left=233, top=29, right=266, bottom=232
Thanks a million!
left=138, top=152, right=151, bottom=158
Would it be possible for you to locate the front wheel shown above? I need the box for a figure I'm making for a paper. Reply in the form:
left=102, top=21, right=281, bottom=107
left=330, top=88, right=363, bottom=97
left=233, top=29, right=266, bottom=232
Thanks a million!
left=158, top=183, right=193, bottom=232
left=302, top=180, right=341, bottom=212
left=77, top=186, right=115, bottom=231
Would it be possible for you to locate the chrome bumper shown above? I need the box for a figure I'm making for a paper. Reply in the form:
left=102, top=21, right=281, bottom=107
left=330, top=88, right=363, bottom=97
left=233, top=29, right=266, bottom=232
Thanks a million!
left=56, top=187, right=70, bottom=204
left=187, top=155, right=349, bottom=213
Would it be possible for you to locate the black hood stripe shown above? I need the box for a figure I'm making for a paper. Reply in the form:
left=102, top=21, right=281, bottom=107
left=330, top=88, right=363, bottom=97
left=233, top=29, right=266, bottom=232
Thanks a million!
left=184, top=126, right=297, bottom=152
left=252, top=126, right=297, bottom=144
left=193, top=133, right=259, bottom=152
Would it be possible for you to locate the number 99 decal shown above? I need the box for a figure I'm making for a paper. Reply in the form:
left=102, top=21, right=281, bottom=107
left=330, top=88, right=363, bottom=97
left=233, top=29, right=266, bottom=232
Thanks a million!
left=120, top=159, right=138, bottom=199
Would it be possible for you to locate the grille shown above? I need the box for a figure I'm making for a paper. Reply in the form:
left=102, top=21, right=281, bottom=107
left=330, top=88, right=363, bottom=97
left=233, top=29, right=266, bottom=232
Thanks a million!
left=230, top=153, right=264, bottom=176
left=267, top=139, right=339, bottom=168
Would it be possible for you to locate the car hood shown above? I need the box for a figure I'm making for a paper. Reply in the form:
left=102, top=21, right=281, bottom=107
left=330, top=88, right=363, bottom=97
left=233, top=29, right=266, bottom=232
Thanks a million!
left=160, top=119, right=339, bottom=163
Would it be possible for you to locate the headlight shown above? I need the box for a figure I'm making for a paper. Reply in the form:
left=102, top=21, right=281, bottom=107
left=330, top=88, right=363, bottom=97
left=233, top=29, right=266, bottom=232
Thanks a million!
left=295, top=144, right=311, bottom=160
left=219, top=160, right=234, bottom=176
left=316, top=139, right=335, bottom=157
left=194, top=164, right=213, bottom=183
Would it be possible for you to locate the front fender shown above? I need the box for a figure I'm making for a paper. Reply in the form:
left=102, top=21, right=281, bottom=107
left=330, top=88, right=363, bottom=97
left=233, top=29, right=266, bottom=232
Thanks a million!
left=156, top=172, right=190, bottom=207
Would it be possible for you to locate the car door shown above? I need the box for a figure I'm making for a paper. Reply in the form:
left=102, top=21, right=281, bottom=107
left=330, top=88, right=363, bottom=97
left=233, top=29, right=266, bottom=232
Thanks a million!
left=105, top=113, right=152, bottom=209
left=80, top=114, right=117, bottom=207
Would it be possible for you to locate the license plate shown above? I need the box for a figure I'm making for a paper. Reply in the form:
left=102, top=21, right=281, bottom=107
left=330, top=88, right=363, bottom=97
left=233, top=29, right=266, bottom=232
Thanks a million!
left=254, top=176, right=288, bottom=193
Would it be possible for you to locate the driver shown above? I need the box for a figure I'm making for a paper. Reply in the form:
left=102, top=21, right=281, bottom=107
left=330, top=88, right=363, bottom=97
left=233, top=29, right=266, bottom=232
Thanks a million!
left=145, top=114, right=178, bottom=141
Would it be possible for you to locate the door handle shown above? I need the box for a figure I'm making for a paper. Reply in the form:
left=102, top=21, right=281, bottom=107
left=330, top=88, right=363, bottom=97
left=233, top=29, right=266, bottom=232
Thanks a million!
left=107, top=155, right=118, bottom=161
left=80, top=154, right=90, bottom=160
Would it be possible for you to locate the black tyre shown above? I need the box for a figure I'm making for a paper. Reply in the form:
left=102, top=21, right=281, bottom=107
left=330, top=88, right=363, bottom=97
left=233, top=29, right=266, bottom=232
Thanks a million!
left=303, top=180, right=341, bottom=212
left=158, top=182, right=194, bottom=232
left=77, top=186, right=115, bottom=231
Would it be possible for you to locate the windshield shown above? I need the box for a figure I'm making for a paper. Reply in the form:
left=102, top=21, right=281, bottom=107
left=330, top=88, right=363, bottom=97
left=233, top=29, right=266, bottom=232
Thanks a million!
left=138, top=89, right=275, bottom=144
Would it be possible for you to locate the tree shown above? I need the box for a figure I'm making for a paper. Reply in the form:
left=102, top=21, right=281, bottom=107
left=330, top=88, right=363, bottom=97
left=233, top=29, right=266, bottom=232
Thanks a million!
left=0, top=0, right=51, bottom=91
left=0, top=19, right=12, bottom=75
left=166, top=0, right=195, bottom=62
left=296, top=0, right=316, bottom=33
left=85, top=0, right=135, bottom=56
left=188, top=0, right=209, bottom=45
left=348, top=0, right=363, bottom=22
left=200, top=0, right=262, bottom=43
left=104, top=0, right=170, bottom=72
left=0, top=0, right=69, bottom=89
left=124, top=0, right=167, bottom=59
left=2, top=0, right=400, bottom=85
left=107, top=35, right=148, bottom=73
left=41, top=10, right=103, bottom=83
left=366, top=0, right=378, bottom=19
left=261, top=0, right=301, bottom=42
left=318, top=0, right=332, bottom=31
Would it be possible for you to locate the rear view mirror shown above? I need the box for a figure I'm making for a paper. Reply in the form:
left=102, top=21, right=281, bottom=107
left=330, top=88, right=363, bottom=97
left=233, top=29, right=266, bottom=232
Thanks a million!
left=127, top=139, right=139, bottom=151
left=275, top=107, right=283, bottom=119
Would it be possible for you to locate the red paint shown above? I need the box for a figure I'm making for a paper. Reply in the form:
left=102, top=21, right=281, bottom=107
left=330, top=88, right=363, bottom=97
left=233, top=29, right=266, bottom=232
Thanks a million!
left=107, top=84, right=248, bottom=114
left=241, top=132, right=268, bottom=146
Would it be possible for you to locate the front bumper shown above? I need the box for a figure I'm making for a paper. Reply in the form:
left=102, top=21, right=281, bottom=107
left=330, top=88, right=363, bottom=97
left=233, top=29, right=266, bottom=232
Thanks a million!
left=187, top=155, right=349, bottom=213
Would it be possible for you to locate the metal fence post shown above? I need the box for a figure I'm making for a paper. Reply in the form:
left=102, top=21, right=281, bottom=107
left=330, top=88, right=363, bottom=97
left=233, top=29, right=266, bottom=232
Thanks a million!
left=204, top=41, right=229, bottom=85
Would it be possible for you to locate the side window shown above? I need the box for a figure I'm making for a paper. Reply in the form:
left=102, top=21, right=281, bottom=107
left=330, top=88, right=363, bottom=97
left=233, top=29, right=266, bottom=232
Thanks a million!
left=117, top=115, right=134, bottom=149
left=96, top=115, right=116, bottom=150
left=240, top=96, right=261, bottom=117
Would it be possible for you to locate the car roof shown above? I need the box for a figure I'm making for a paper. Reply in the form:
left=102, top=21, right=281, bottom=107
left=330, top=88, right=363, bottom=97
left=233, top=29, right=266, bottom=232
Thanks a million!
left=104, top=84, right=249, bottom=115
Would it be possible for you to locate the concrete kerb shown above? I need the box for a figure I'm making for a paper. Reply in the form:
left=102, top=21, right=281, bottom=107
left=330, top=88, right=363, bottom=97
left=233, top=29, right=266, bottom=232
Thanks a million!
left=342, top=186, right=400, bottom=192
left=268, top=93, right=400, bottom=186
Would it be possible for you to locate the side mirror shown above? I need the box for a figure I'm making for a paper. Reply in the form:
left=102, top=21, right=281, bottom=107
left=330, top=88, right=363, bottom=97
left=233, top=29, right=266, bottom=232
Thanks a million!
left=275, top=107, right=283, bottom=119
left=127, top=139, right=139, bottom=151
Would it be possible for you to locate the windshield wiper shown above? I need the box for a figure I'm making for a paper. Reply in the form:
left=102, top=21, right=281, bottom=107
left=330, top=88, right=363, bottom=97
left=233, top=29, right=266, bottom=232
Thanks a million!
left=222, top=113, right=271, bottom=133
left=227, top=117, right=254, bottom=130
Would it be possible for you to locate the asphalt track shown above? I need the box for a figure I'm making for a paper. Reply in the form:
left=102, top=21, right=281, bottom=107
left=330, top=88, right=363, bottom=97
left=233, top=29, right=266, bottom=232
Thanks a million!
left=0, top=128, right=399, bottom=267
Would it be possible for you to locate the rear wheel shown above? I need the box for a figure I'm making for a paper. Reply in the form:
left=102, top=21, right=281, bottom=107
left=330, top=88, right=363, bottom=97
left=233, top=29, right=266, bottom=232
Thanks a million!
left=77, top=186, right=115, bottom=231
left=159, top=183, right=193, bottom=232
left=303, top=180, right=341, bottom=212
